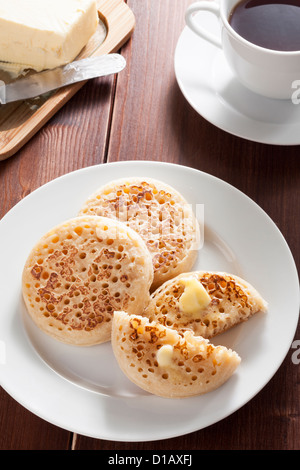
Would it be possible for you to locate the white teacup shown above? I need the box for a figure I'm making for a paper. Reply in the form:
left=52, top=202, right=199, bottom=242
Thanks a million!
left=185, top=0, right=300, bottom=100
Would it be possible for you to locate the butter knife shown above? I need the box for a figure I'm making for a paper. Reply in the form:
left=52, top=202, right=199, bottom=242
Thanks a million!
left=0, top=53, right=126, bottom=104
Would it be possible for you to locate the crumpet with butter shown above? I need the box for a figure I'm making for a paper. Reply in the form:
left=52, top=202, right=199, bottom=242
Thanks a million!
left=78, top=177, right=200, bottom=290
left=22, top=216, right=153, bottom=346
left=111, top=311, right=241, bottom=398
left=144, top=271, right=267, bottom=338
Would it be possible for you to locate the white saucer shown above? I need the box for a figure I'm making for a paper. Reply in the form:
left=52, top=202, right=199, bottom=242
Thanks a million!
left=174, top=12, right=300, bottom=145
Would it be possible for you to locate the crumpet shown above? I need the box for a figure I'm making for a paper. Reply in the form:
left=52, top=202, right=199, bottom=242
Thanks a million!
left=22, top=216, right=153, bottom=346
left=112, top=311, right=241, bottom=398
left=144, top=271, right=267, bottom=338
left=78, top=177, right=200, bottom=290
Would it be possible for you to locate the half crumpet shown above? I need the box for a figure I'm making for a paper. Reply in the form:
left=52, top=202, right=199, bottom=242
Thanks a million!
left=78, top=177, right=200, bottom=290
left=22, top=216, right=153, bottom=346
left=144, top=271, right=267, bottom=339
left=112, top=311, right=241, bottom=398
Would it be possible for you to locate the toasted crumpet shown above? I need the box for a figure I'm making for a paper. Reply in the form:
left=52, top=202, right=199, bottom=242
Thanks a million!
left=112, top=311, right=241, bottom=398
left=22, top=216, right=153, bottom=346
left=144, top=271, right=267, bottom=338
left=78, top=177, right=200, bottom=290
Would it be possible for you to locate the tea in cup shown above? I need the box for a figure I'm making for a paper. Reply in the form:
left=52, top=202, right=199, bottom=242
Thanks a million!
left=185, top=0, right=300, bottom=99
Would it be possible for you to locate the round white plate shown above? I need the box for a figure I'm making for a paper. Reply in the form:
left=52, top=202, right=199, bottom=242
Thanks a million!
left=174, top=12, right=300, bottom=145
left=0, top=161, right=299, bottom=441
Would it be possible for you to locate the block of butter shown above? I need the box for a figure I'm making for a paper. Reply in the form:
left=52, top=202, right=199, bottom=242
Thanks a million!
left=0, top=0, right=98, bottom=73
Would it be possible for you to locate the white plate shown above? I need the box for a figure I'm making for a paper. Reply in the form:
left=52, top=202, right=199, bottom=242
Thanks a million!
left=174, top=12, right=300, bottom=145
left=0, top=161, right=299, bottom=441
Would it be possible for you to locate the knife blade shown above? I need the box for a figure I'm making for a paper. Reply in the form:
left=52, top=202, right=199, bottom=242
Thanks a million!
left=0, top=53, right=126, bottom=104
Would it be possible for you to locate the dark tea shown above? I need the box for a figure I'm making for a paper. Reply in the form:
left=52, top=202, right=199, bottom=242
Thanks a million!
left=229, top=0, right=300, bottom=51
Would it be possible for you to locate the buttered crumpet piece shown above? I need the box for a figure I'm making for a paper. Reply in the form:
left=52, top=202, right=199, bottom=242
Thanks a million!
left=144, top=271, right=267, bottom=338
left=0, top=0, right=98, bottom=72
left=22, top=216, right=153, bottom=346
left=79, top=177, right=200, bottom=290
left=112, top=311, right=241, bottom=398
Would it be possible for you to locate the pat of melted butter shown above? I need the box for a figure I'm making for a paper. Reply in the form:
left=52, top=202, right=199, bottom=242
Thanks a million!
left=179, top=277, right=211, bottom=315
left=157, top=345, right=173, bottom=367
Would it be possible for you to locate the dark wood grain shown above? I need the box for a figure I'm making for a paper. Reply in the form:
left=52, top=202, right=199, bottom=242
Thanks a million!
left=0, top=0, right=299, bottom=451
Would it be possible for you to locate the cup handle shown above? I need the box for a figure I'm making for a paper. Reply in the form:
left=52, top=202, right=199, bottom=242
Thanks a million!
left=185, top=1, right=222, bottom=48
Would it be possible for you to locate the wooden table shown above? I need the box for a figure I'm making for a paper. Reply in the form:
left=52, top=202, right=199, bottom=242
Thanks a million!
left=0, top=0, right=299, bottom=451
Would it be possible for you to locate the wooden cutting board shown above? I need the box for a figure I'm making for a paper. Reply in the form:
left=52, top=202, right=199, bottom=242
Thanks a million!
left=0, top=0, right=135, bottom=161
